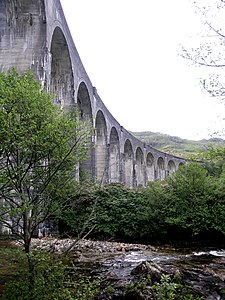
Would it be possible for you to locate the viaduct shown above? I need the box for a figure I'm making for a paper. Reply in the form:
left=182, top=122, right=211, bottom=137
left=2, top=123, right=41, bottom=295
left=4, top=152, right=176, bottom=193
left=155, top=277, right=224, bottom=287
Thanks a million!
left=0, top=0, right=186, bottom=188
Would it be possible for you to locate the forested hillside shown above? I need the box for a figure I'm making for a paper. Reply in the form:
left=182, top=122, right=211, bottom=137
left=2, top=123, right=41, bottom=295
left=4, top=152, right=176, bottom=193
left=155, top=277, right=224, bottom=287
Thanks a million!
left=131, top=131, right=224, bottom=158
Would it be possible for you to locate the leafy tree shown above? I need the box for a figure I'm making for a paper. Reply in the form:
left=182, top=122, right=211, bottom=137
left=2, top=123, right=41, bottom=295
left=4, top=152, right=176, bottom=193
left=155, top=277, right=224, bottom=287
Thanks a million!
left=95, top=183, right=139, bottom=239
left=60, top=183, right=139, bottom=240
left=57, top=180, right=101, bottom=256
left=208, top=164, right=225, bottom=235
left=138, top=181, right=173, bottom=240
left=165, top=163, right=214, bottom=235
left=0, top=69, right=92, bottom=254
left=59, top=182, right=172, bottom=242
left=59, top=165, right=225, bottom=244
left=59, top=183, right=147, bottom=241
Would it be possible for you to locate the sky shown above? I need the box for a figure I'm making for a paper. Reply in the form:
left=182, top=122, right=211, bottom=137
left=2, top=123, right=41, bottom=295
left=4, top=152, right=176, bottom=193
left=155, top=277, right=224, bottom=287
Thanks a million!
left=60, top=0, right=225, bottom=140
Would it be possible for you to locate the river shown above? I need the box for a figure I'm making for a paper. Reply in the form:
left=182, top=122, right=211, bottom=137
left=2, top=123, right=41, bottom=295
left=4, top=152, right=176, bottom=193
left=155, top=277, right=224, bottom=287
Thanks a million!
left=71, top=242, right=225, bottom=299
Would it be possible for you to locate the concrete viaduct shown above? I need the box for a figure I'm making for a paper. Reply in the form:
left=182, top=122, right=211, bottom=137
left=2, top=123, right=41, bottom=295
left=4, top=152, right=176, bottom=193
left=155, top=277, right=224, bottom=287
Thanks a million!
left=0, top=0, right=186, bottom=188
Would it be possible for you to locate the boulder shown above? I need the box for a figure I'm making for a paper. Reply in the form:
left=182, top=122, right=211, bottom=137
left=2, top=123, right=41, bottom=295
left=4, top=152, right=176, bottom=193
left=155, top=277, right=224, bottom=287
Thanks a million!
left=131, top=260, right=164, bottom=283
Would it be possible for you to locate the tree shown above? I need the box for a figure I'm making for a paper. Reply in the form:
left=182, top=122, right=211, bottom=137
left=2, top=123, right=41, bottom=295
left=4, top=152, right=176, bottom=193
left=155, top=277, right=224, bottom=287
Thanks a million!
left=182, top=1, right=225, bottom=100
left=165, top=163, right=214, bottom=235
left=0, top=69, right=92, bottom=254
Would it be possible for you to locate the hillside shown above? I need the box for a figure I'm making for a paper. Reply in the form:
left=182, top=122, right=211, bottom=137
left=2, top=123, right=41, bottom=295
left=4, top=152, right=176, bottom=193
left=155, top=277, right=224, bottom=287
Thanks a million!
left=131, top=131, right=225, bottom=159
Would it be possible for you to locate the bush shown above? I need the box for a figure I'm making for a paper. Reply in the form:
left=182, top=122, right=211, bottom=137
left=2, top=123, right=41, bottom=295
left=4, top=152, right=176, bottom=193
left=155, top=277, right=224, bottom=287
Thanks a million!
left=1, top=251, right=99, bottom=300
left=58, top=164, right=225, bottom=244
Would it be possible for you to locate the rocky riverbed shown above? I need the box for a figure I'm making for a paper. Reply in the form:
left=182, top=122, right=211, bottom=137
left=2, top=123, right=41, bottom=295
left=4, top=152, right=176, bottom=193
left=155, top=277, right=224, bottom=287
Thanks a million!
left=12, top=237, right=155, bottom=253
left=10, top=238, right=225, bottom=299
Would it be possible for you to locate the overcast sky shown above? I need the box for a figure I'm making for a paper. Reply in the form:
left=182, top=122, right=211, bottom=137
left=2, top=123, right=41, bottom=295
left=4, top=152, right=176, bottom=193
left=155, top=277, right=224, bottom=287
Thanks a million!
left=60, top=0, right=225, bottom=140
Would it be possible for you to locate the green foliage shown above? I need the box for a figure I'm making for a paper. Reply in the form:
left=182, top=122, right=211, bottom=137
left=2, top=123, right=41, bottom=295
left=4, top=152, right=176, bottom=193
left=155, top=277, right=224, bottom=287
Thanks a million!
left=208, top=165, right=225, bottom=235
left=203, top=159, right=225, bottom=177
left=152, top=274, right=179, bottom=300
left=1, top=251, right=99, bottom=300
left=125, top=274, right=202, bottom=300
left=165, top=163, right=215, bottom=235
left=125, top=274, right=152, bottom=298
left=60, top=182, right=173, bottom=241
left=137, top=182, right=172, bottom=239
left=198, top=144, right=225, bottom=162
left=95, top=183, right=140, bottom=239
left=0, top=69, right=92, bottom=252
left=152, top=274, right=203, bottom=300
left=60, top=158, right=225, bottom=243
left=60, top=182, right=141, bottom=240
left=59, top=180, right=98, bottom=236
left=160, top=163, right=225, bottom=237
left=0, top=241, right=28, bottom=287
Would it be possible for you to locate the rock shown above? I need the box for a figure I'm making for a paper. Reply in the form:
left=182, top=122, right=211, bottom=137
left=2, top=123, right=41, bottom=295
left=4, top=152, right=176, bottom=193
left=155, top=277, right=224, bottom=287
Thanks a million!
left=131, top=260, right=164, bottom=283
left=124, top=288, right=154, bottom=300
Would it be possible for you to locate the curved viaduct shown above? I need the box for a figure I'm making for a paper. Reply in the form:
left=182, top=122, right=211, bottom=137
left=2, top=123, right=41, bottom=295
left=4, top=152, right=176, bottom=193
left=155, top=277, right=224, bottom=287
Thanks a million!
left=0, top=0, right=186, bottom=187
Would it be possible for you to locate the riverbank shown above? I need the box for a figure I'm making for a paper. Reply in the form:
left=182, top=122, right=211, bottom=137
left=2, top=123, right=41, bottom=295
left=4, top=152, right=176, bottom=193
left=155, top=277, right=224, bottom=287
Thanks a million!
left=11, top=237, right=157, bottom=254
left=1, top=238, right=225, bottom=299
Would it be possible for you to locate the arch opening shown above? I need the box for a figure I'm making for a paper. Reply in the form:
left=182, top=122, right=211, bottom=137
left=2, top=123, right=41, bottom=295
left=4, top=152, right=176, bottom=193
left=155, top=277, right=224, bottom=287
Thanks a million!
left=77, top=82, right=94, bottom=180
left=146, top=152, right=155, bottom=182
left=77, top=82, right=92, bottom=120
left=50, top=27, right=74, bottom=108
left=156, top=157, right=165, bottom=180
left=95, top=110, right=108, bottom=185
left=167, top=160, right=176, bottom=176
left=124, top=139, right=134, bottom=188
left=109, top=127, right=120, bottom=183
left=135, top=147, right=145, bottom=186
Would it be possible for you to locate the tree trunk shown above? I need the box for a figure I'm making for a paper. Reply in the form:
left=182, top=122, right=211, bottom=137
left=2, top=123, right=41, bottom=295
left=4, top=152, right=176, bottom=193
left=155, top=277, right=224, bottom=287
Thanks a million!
left=23, top=212, right=35, bottom=290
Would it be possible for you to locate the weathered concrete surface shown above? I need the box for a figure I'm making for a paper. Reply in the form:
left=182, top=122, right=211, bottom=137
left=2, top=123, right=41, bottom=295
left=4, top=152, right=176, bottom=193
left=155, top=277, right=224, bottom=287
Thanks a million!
left=0, top=0, right=186, bottom=188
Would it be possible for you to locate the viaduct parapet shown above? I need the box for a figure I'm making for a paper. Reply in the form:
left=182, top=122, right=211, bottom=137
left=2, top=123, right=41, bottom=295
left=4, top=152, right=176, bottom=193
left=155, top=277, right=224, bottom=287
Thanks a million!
left=0, top=0, right=186, bottom=187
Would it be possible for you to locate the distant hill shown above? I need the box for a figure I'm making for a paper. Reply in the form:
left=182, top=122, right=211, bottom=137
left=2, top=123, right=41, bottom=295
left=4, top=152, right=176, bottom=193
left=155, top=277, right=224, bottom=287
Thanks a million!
left=131, top=131, right=225, bottom=159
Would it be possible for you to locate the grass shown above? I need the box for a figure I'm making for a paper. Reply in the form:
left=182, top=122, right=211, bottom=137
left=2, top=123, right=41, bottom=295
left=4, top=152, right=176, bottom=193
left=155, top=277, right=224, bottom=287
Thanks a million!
left=0, top=238, right=100, bottom=300
left=0, top=239, right=27, bottom=297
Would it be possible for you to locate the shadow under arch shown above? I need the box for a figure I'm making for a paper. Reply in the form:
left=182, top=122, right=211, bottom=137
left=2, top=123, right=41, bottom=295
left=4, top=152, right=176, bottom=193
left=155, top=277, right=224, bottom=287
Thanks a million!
left=156, top=157, right=165, bottom=180
left=168, top=160, right=176, bottom=176
left=95, top=110, right=108, bottom=185
left=77, top=81, right=94, bottom=180
left=146, top=152, right=155, bottom=182
left=50, top=26, right=74, bottom=108
left=109, top=127, right=120, bottom=183
left=179, top=162, right=185, bottom=168
left=124, top=139, right=134, bottom=188
left=135, top=147, right=145, bottom=187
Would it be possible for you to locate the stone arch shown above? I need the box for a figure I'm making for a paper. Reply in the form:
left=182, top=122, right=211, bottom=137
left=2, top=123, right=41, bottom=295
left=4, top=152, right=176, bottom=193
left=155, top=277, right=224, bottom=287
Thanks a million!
left=135, top=147, right=145, bottom=186
left=178, top=162, right=185, bottom=168
left=156, top=157, right=165, bottom=180
left=167, top=160, right=176, bottom=176
left=77, top=82, right=92, bottom=120
left=146, top=152, right=155, bottom=182
left=124, top=139, right=134, bottom=188
left=77, top=82, right=94, bottom=180
left=50, top=26, right=74, bottom=108
left=109, top=127, right=120, bottom=183
left=95, top=110, right=108, bottom=184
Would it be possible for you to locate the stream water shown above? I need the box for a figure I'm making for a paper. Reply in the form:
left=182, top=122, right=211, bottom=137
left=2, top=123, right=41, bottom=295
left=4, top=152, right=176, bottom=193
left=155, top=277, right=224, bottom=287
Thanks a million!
left=75, top=245, right=225, bottom=299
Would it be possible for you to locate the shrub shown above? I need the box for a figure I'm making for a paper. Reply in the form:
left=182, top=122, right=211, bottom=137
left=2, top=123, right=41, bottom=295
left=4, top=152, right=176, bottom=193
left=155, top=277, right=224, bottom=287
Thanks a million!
left=1, top=251, right=99, bottom=300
